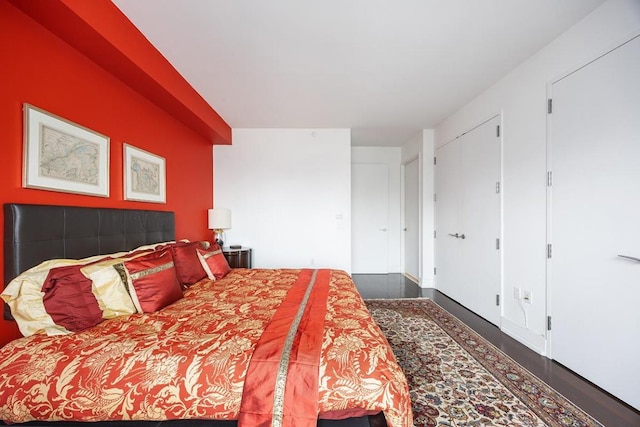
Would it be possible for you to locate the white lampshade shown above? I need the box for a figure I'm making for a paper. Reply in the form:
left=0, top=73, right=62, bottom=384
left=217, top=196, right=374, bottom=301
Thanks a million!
left=208, top=208, right=231, bottom=230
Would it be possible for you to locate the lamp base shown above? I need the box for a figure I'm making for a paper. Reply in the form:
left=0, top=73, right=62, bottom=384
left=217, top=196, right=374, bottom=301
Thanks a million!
left=213, top=229, right=226, bottom=249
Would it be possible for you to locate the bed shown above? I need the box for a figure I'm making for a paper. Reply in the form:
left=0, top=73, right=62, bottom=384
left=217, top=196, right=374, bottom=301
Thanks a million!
left=0, top=204, right=412, bottom=427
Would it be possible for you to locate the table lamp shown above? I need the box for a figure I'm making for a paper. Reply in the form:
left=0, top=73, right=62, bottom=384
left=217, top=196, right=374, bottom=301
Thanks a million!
left=208, top=208, right=231, bottom=248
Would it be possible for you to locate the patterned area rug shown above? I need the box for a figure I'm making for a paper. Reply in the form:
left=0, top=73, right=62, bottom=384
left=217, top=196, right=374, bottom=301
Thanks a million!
left=365, top=299, right=602, bottom=427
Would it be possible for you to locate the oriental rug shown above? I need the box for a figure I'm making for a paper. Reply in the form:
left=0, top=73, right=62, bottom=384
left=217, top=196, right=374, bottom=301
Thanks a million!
left=365, top=299, right=602, bottom=427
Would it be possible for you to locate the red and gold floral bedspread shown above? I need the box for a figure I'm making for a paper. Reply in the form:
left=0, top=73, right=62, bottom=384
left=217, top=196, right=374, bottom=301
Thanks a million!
left=0, top=269, right=412, bottom=426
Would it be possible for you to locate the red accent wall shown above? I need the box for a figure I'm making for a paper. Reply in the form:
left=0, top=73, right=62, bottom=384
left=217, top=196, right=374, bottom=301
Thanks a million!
left=0, top=1, right=219, bottom=345
left=9, top=0, right=231, bottom=145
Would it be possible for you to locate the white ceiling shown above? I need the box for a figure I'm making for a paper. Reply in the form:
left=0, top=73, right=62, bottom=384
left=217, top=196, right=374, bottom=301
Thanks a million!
left=112, top=0, right=605, bottom=146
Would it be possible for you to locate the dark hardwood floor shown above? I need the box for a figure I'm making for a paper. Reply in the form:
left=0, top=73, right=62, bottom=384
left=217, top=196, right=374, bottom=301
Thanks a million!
left=352, top=274, right=640, bottom=427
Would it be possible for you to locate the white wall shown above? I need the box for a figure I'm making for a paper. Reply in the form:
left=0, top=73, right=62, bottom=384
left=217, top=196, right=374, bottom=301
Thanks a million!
left=351, top=147, right=402, bottom=272
left=434, top=0, right=640, bottom=354
left=402, top=130, right=435, bottom=288
left=214, top=129, right=352, bottom=272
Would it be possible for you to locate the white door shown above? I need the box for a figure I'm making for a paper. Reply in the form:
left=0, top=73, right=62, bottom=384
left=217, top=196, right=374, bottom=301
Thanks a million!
left=460, top=116, right=502, bottom=326
left=435, top=116, right=502, bottom=325
left=404, top=157, right=420, bottom=281
left=352, top=163, right=389, bottom=274
left=435, top=140, right=462, bottom=302
left=549, top=35, right=640, bottom=410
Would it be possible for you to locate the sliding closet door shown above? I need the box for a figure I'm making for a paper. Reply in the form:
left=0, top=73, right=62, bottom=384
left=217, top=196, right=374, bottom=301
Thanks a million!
left=549, top=35, right=640, bottom=410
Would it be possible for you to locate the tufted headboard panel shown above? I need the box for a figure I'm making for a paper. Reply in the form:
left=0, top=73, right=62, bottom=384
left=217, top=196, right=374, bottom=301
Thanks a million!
left=3, top=203, right=175, bottom=319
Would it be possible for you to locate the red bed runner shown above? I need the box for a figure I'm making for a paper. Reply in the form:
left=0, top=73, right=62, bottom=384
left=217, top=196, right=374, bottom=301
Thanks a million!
left=238, top=269, right=330, bottom=427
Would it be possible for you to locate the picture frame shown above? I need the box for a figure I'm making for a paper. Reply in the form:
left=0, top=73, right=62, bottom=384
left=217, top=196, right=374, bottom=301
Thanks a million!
left=23, top=104, right=110, bottom=197
left=123, top=143, right=166, bottom=203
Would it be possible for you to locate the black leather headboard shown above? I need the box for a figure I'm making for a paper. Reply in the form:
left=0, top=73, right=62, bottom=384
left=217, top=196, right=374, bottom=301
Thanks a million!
left=3, top=203, right=175, bottom=319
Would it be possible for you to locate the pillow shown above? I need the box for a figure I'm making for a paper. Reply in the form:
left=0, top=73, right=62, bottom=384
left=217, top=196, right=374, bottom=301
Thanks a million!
left=121, top=249, right=183, bottom=313
left=81, top=247, right=178, bottom=317
left=196, top=244, right=231, bottom=280
left=41, top=265, right=103, bottom=332
left=170, top=241, right=208, bottom=288
left=129, top=239, right=189, bottom=254
left=81, top=261, right=138, bottom=318
left=1, top=255, right=110, bottom=336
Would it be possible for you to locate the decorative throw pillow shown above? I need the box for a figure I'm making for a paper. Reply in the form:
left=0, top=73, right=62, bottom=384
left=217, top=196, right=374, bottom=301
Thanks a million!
left=81, top=260, right=138, bottom=318
left=129, top=240, right=179, bottom=253
left=41, top=265, right=103, bottom=332
left=121, top=249, right=183, bottom=313
left=170, top=241, right=208, bottom=288
left=1, top=255, right=109, bottom=336
left=196, top=244, right=231, bottom=280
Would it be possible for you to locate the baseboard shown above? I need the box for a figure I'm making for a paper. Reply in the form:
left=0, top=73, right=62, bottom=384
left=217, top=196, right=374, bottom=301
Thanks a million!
left=501, top=317, right=547, bottom=356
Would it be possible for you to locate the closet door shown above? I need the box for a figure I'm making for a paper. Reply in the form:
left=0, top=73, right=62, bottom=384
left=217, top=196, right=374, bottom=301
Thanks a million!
left=549, top=35, right=640, bottom=410
left=435, top=140, right=462, bottom=301
left=460, top=116, right=502, bottom=326
left=435, top=116, right=502, bottom=325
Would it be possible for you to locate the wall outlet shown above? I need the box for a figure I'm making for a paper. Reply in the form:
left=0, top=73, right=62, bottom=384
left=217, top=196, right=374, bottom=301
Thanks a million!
left=523, top=290, right=532, bottom=304
left=513, top=287, right=521, bottom=300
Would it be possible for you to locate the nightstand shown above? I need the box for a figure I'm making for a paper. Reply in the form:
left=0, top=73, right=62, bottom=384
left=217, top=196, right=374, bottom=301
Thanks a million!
left=222, top=247, right=252, bottom=269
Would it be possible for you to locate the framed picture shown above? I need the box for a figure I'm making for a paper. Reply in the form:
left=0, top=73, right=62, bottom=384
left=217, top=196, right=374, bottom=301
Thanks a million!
left=23, top=104, right=110, bottom=197
left=123, top=143, right=166, bottom=203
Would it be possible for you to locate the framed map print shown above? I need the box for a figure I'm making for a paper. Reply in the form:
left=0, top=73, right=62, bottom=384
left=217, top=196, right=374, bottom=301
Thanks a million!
left=123, top=144, right=166, bottom=203
left=23, top=104, right=110, bottom=197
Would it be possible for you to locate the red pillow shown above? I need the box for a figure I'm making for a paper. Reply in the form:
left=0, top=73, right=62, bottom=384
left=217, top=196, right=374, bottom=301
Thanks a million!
left=41, top=265, right=103, bottom=332
left=123, top=250, right=183, bottom=313
left=170, top=241, right=208, bottom=287
left=197, top=244, right=231, bottom=280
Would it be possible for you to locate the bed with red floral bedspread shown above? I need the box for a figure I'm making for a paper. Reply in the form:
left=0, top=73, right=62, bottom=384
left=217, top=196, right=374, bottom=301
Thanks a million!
left=0, top=266, right=411, bottom=426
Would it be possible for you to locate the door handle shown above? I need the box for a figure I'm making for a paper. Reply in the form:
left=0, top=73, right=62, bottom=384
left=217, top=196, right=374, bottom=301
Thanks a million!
left=448, top=233, right=466, bottom=239
left=618, top=255, right=640, bottom=263
left=403, top=228, right=407, bottom=231
left=379, top=228, right=388, bottom=232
